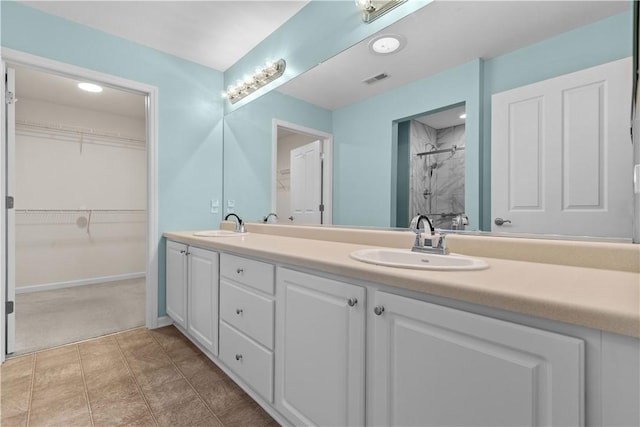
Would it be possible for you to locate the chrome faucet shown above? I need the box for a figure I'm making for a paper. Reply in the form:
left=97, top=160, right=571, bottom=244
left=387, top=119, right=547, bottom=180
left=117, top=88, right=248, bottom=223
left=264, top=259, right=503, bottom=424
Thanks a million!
left=224, top=213, right=246, bottom=233
left=262, top=212, right=278, bottom=223
left=409, top=213, right=448, bottom=255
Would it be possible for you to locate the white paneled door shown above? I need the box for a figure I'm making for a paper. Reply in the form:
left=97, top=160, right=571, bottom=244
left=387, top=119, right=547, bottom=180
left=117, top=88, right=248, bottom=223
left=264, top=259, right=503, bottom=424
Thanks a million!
left=276, top=267, right=365, bottom=426
left=290, top=140, right=322, bottom=224
left=371, top=291, right=584, bottom=426
left=165, top=240, right=188, bottom=329
left=492, top=57, right=632, bottom=238
left=5, top=67, right=16, bottom=355
left=187, top=246, right=219, bottom=356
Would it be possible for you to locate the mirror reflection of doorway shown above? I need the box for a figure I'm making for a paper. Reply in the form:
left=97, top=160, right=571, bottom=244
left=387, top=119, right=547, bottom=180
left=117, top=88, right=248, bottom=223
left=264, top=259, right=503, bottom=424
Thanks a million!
left=7, top=64, right=147, bottom=356
left=273, top=121, right=333, bottom=225
left=396, top=103, right=466, bottom=229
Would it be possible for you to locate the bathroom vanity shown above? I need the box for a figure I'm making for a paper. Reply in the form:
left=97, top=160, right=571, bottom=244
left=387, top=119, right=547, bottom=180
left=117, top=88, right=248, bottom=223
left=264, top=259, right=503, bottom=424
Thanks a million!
left=164, top=224, right=639, bottom=427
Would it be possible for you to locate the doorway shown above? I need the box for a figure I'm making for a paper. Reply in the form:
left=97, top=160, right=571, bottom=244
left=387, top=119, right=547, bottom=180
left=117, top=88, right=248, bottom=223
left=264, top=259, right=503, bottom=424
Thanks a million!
left=2, top=50, right=158, bottom=361
left=272, top=120, right=333, bottom=225
left=396, top=104, right=466, bottom=229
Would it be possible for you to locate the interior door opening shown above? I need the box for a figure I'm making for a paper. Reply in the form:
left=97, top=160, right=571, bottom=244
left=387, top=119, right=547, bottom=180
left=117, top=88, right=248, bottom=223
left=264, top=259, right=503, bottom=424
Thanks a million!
left=273, top=121, right=333, bottom=225
left=4, top=63, right=148, bottom=356
left=394, top=103, right=467, bottom=229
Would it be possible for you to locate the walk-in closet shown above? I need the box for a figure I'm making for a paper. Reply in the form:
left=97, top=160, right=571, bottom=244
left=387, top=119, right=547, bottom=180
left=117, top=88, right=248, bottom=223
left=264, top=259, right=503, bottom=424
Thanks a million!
left=9, top=65, right=147, bottom=354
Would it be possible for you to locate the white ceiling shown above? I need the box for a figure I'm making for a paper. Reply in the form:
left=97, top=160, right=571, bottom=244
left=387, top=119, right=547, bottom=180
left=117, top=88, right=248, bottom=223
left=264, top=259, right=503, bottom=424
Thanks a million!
left=20, top=1, right=310, bottom=72
left=277, top=0, right=629, bottom=111
left=13, top=65, right=146, bottom=119
left=416, top=105, right=466, bottom=130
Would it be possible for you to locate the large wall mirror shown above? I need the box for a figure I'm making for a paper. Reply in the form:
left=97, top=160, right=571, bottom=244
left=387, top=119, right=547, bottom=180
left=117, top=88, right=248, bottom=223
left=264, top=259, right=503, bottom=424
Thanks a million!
left=223, top=1, right=634, bottom=241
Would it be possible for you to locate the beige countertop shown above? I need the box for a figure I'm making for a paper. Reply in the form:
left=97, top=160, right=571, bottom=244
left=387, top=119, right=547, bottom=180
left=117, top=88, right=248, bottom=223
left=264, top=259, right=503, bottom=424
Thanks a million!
left=164, top=227, right=640, bottom=338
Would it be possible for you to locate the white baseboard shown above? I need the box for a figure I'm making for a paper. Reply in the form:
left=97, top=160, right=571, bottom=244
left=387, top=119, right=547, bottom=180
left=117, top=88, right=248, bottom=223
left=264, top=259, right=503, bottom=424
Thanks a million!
left=15, top=272, right=146, bottom=294
left=155, top=316, right=173, bottom=328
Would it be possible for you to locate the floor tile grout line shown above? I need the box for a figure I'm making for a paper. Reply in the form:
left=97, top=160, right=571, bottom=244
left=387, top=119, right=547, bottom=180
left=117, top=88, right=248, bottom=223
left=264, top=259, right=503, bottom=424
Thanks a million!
left=75, top=344, right=95, bottom=427
left=25, top=353, right=36, bottom=427
left=147, top=330, right=226, bottom=427
left=113, top=334, right=160, bottom=427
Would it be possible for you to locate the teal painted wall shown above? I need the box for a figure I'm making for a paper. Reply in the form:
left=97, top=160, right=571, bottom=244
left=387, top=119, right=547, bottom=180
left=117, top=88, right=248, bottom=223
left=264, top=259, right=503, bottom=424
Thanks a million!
left=332, top=60, right=482, bottom=228
left=224, top=0, right=431, bottom=113
left=223, top=91, right=332, bottom=221
left=1, top=2, right=225, bottom=317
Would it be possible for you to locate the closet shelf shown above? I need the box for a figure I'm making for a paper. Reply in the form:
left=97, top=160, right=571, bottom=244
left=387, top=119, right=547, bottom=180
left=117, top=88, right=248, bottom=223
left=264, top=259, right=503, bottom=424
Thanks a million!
left=16, top=119, right=146, bottom=150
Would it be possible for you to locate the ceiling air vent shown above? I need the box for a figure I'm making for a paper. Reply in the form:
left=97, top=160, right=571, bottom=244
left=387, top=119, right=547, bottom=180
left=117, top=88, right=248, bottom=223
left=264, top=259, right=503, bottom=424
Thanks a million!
left=363, top=72, right=389, bottom=85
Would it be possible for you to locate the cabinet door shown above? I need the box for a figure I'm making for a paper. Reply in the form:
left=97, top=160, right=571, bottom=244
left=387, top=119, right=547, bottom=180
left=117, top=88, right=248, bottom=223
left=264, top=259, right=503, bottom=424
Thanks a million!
left=371, top=291, right=584, bottom=427
left=166, top=240, right=187, bottom=329
left=187, top=246, right=219, bottom=356
left=276, top=268, right=365, bottom=426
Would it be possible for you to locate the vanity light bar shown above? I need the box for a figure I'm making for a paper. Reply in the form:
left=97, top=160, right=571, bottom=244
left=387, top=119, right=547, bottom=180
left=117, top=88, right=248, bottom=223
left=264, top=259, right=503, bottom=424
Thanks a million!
left=357, top=0, right=407, bottom=23
left=224, top=59, right=286, bottom=104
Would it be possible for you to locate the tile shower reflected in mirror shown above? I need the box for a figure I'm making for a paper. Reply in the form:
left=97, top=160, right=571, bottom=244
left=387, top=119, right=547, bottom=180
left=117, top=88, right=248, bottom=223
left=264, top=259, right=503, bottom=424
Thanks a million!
left=409, top=104, right=465, bottom=230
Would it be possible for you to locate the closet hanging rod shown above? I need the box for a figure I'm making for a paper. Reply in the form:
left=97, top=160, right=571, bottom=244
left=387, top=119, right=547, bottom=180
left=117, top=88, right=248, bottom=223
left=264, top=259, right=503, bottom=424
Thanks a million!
left=416, top=145, right=466, bottom=157
left=15, top=209, right=146, bottom=214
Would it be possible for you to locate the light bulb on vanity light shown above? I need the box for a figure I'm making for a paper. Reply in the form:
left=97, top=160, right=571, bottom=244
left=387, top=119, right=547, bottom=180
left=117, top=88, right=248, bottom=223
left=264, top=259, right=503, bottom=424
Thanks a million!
left=459, top=113, right=467, bottom=119
left=356, top=0, right=407, bottom=23
left=355, top=0, right=374, bottom=12
left=224, top=59, right=286, bottom=104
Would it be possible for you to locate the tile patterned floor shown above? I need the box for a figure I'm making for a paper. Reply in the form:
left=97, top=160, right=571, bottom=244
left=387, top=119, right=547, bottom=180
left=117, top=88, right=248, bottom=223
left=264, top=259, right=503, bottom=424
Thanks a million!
left=1, top=326, right=278, bottom=427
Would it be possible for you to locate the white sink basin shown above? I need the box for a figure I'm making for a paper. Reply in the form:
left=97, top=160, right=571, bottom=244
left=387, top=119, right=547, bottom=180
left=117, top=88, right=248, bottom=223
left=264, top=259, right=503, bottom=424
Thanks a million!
left=193, top=230, right=248, bottom=237
left=350, top=248, right=489, bottom=271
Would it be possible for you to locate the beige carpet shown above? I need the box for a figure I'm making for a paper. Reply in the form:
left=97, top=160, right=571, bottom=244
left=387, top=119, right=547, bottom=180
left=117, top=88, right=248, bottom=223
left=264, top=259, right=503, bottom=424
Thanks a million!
left=14, top=278, right=145, bottom=355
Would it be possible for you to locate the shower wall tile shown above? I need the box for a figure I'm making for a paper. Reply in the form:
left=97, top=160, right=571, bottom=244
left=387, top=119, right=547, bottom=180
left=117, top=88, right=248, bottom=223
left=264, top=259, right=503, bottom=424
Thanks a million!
left=409, top=121, right=465, bottom=229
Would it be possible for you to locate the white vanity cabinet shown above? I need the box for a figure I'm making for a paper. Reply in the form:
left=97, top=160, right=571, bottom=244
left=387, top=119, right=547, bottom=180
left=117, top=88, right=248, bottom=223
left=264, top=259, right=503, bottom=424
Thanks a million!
left=275, top=267, right=366, bottom=427
left=165, top=241, right=219, bottom=355
left=166, top=240, right=188, bottom=329
left=370, top=290, right=585, bottom=426
left=218, top=253, right=276, bottom=402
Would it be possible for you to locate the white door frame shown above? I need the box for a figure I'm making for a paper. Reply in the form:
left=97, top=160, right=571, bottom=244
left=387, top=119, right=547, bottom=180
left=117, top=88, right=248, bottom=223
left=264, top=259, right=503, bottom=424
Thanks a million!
left=272, top=119, right=333, bottom=225
left=0, top=48, right=159, bottom=362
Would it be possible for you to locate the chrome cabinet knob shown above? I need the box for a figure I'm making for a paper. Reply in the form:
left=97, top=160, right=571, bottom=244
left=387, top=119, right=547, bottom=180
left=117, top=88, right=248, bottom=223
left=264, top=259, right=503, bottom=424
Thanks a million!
left=373, top=306, right=385, bottom=316
left=235, top=354, right=243, bottom=361
left=494, top=217, right=512, bottom=226
left=236, top=308, right=243, bottom=315
left=236, top=268, right=244, bottom=274
left=347, top=298, right=358, bottom=307
left=179, top=250, right=186, bottom=254
left=288, top=216, right=294, bottom=221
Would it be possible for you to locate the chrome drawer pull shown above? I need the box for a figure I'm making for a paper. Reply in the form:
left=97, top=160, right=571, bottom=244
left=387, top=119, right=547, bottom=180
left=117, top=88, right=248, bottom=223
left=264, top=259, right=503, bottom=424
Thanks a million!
left=236, top=308, right=243, bottom=315
left=235, top=354, right=243, bottom=361
left=374, top=305, right=385, bottom=316
left=347, top=298, right=358, bottom=307
left=236, top=268, right=244, bottom=274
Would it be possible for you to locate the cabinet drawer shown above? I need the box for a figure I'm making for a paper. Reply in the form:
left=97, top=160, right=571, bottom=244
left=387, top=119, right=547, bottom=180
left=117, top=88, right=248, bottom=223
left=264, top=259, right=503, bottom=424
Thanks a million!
left=220, top=253, right=274, bottom=294
left=219, top=322, right=273, bottom=402
left=220, top=281, right=274, bottom=349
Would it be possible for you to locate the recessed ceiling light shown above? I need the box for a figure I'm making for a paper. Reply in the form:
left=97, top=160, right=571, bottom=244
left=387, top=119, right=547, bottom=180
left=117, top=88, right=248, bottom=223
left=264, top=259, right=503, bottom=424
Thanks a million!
left=78, top=82, right=103, bottom=93
left=459, top=113, right=467, bottom=119
left=369, top=34, right=406, bottom=55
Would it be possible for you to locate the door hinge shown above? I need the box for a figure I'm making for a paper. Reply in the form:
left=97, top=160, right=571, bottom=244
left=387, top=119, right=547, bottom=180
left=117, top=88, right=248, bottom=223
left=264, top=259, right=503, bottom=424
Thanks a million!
left=319, top=204, right=325, bottom=212
left=6, top=301, right=14, bottom=314
left=5, top=91, right=16, bottom=105
left=6, top=196, right=14, bottom=209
